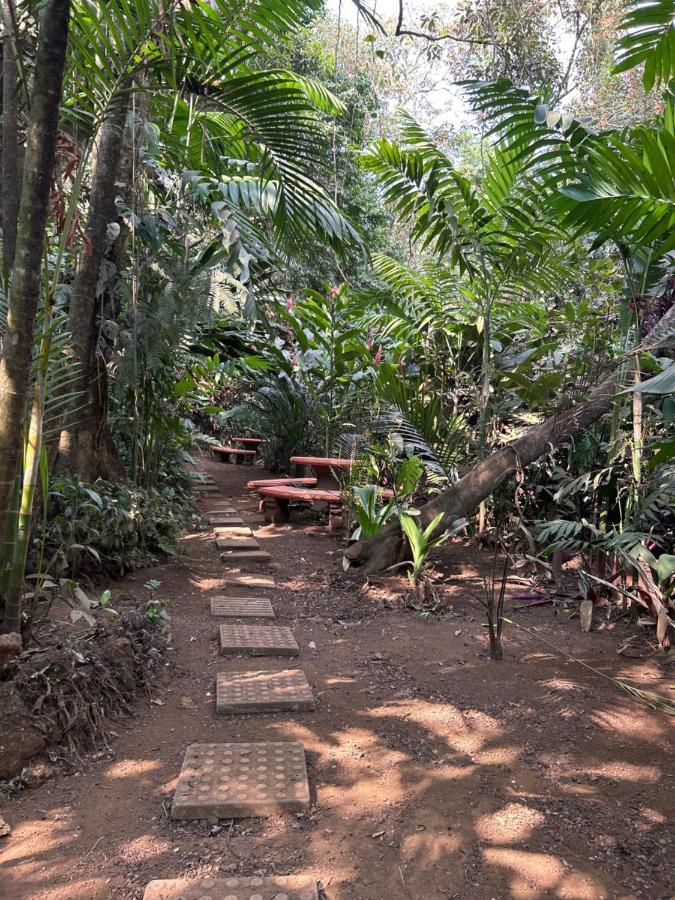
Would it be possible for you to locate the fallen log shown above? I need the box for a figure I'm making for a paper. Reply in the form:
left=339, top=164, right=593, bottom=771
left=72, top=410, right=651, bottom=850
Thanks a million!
left=348, top=304, right=675, bottom=574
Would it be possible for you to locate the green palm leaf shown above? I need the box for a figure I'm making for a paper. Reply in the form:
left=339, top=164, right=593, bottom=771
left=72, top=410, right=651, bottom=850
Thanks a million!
left=613, top=0, right=675, bottom=91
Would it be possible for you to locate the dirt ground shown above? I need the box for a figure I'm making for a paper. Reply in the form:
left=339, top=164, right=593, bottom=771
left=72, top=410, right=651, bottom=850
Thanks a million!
left=1, top=456, right=673, bottom=900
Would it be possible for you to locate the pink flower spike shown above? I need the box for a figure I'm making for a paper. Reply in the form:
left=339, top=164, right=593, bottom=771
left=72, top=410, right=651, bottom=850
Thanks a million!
left=366, top=337, right=374, bottom=350
left=331, top=285, right=339, bottom=298
left=286, top=296, right=295, bottom=310
left=374, top=345, right=383, bottom=365
left=291, top=353, right=299, bottom=367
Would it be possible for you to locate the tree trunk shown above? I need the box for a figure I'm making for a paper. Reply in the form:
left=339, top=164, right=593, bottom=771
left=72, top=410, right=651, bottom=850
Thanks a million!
left=2, top=0, right=21, bottom=271
left=58, top=90, right=129, bottom=482
left=347, top=305, right=675, bottom=574
left=0, top=0, right=70, bottom=632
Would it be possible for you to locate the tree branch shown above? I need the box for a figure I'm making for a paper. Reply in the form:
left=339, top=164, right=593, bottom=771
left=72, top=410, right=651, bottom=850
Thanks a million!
left=350, top=0, right=507, bottom=50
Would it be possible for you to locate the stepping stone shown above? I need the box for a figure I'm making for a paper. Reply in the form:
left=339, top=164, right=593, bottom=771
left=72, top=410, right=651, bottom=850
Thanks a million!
left=216, top=669, right=315, bottom=714
left=171, top=742, right=310, bottom=819
left=219, top=624, right=298, bottom=656
left=210, top=597, right=275, bottom=618
left=197, top=484, right=219, bottom=493
left=221, top=549, right=271, bottom=562
left=214, top=525, right=253, bottom=536
left=222, top=574, right=276, bottom=589
left=209, top=515, right=245, bottom=526
left=210, top=505, right=238, bottom=513
left=143, top=877, right=319, bottom=900
left=215, top=536, right=260, bottom=551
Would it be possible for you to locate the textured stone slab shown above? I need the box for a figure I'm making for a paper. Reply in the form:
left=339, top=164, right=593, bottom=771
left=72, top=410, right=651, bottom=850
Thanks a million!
left=216, top=536, right=260, bottom=551
left=171, top=742, right=310, bottom=819
left=210, top=506, right=238, bottom=513
left=210, top=597, right=275, bottom=618
left=197, top=484, right=220, bottom=492
left=221, top=549, right=271, bottom=562
left=222, top=574, right=276, bottom=589
left=216, top=669, right=315, bottom=714
left=214, top=525, right=253, bottom=536
left=143, top=876, right=318, bottom=900
left=209, top=515, right=245, bottom=526
left=219, top=624, right=298, bottom=656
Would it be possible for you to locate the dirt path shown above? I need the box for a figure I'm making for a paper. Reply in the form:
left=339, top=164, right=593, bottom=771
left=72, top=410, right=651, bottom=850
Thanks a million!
left=1, top=456, right=673, bottom=899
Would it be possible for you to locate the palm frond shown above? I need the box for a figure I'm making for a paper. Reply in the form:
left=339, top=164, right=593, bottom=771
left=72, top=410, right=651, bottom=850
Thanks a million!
left=613, top=0, right=675, bottom=91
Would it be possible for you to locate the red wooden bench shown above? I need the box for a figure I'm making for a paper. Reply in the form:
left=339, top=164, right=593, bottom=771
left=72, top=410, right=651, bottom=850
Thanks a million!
left=257, top=485, right=342, bottom=526
left=233, top=437, right=264, bottom=454
left=212, top=446, right=256, bottom=465
left=247, top=476, right=317, bottom=494
left=257, top=484, right=394, bottom=528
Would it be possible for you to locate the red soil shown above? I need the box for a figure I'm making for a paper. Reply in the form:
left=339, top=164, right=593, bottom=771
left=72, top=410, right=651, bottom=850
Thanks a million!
left=1, top=457, right=672, bottom=899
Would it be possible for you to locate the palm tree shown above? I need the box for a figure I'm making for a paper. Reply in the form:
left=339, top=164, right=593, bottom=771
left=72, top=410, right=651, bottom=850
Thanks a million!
left=349, top=44, right=675, bottom=571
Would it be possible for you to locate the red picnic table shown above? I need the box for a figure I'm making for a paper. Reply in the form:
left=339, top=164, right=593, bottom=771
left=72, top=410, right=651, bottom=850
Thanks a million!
left=212, top=445, right=256, bottom=465
left=233, top=437, right=264, bottom=454
left=290, top=455, right=353, bottom=490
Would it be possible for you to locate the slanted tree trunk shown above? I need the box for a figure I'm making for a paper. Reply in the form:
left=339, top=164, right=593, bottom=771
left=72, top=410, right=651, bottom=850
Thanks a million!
left=0, top=0, right=70, bottom=633
left=2, top=0, right=21, bottom=270
left=347, top=304, right=675, bottom=574
left=58, top=90, right=129, bottom=482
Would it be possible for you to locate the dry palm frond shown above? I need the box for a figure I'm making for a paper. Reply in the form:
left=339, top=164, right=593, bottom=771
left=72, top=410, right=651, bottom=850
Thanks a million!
left=502, top=617, right=675, bottom=715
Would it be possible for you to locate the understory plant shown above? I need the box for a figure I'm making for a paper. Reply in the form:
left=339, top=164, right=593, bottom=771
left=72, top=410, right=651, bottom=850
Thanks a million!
left=393, top=511, right=457, bottom=602
left=477, top=547, right=510, bottom=660
left=30, top=476, right=192, bottom=581
left=346, top=451, right=426, bottom=543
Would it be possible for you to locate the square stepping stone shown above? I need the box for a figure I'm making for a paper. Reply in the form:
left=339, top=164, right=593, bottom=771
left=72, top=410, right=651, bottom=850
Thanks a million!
left=216, top=669, right=315, bottom=714
left=210, top=505, right=238, bottom=513
left=222, top=574, right=276, bottom=589
left=219, top=624, right=298, bottom=656
left=214, top=525, right=253, bottom=536
left=215, top=536, right=260, bottom=551
left=197, top=484, right=219, bottom=492
left=143, top=876, right=318, bottom=899
left=210, top=597, right=275, bottom=618
left=221, top=549, right=271, bottom=563
left=209, top=515, right=245, bottom=526
left=171, top=742, right=310, bottom=819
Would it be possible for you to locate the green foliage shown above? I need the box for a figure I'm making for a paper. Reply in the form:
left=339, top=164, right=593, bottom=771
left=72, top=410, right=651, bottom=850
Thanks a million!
left=613, top=0, right=675, bottom=91
left=228, top=377, right=325, bottom=472
left=32, top=477, right=192, bottom=579
left=350, top=486, right=397, bottom=540
left=396, top=511, right=449, bottom=584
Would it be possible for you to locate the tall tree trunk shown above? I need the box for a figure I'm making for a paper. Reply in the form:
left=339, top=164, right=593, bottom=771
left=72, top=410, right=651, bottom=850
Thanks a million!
left=58, top=91, right=129, bottom=482
left=0, top=0, right=70, bottom=633
left=2, top=0, right=21, bottom=270
left=347, top=305, right=675, bottom=574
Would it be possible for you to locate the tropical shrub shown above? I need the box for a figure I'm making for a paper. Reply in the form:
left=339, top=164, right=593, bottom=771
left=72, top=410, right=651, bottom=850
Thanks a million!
left=30, top=477, right=193, bottom=579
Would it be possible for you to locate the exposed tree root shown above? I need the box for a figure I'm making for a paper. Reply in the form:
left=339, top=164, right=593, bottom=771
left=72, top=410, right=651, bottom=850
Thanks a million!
left=2, top=611, right=168, bottom=774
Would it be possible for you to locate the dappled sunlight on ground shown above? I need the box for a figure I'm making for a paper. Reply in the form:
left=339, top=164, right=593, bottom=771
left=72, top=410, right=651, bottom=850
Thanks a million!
left=483, top=848, right=606, bottom=898
left=2, top=458, right=673, bottom=899
left=104, top=759, right=163, bottom=781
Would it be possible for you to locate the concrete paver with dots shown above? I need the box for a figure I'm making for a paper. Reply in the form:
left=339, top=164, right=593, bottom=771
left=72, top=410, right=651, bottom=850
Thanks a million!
left=215, top=669, right=315, bottom=714
left=215, top=536, right=261, bottom=551
left=221, top=549, right=271, bottom=562
left=209, top=514, right=245, bottom=526
left=210, top=597, right=275, bottom=618
left=143, top=875, right=319, bottom=899
left=214, top=525, right=253, bottom=536
left=171, top=742, right=310, bottom=819
left=219, top=624, right=298, bottom=657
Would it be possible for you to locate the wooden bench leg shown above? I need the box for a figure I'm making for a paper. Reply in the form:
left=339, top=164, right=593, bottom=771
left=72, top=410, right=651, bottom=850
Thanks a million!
left=328, top=503, right=345, bottom=532
left=263, top=498, right=290, bottom=525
